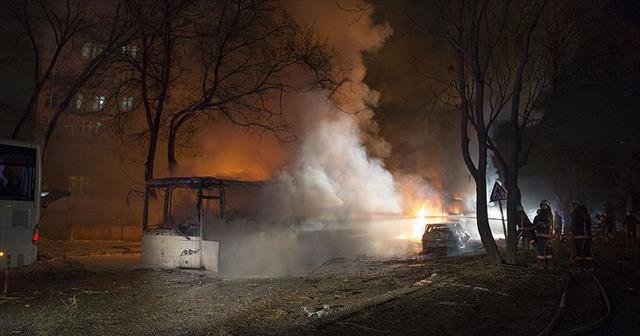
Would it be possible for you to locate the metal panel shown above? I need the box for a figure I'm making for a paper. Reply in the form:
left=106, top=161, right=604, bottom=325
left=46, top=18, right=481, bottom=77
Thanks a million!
left=11, top=209, right=29, bottom=227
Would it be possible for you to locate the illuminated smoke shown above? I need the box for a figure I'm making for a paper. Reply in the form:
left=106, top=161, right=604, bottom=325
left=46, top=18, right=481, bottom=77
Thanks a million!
left=270, top=1, right=401, bottom=219
left=181, top=2, right=450, bottom=274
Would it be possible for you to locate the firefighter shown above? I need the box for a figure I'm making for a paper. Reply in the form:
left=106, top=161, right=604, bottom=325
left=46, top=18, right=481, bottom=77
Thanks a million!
left=623, top=211, right=637, bottom=244
left=569, top=201, right=593, bottom=272
left=603, top=201, right=616, bottom=240
left=516, top=205, right=534, bottom=250
left=553, top=210, right=563, bottom=238
left=533, top=201, right=553, bottom=270
left=539, top=200, right=554, bottom=226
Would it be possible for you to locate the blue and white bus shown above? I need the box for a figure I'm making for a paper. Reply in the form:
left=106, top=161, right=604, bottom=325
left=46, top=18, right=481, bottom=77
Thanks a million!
left=0, top=138, right=41, bottom=268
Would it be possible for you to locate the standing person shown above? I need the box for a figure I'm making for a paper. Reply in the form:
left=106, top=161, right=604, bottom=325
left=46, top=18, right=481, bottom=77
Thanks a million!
left=516, top=205, right=534, bottom=250
left=569, top=201, right=593, bottom=272
left=604, top=201, right=616, bottom=240
left=553, top=210, right=564, bottom=238
left=623, top=211, right=637, bottom=244
left=540, top=200, right=554, bottom=237
left=595, top=213, right=605, bottom=232
left=534, top=201, right=553, bottom=270
left=539, top=200, right=554, bottom=224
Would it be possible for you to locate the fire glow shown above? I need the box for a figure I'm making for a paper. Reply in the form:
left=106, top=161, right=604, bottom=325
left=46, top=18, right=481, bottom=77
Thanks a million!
left=392, top=201, right=447, bottom=243
left=412, top=205, right=427, bottom=242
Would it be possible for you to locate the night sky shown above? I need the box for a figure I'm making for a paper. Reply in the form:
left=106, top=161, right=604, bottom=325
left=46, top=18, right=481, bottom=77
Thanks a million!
left=365, top=0, right=640, bottom=212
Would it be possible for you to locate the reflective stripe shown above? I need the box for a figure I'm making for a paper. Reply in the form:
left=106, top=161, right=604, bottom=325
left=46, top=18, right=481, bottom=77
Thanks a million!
left=585, top=257, right=593, bottom=261
left=536, top=256, right=547, bottom=259
left=573, top=235, right=591, bottom=239
left=536, top=233, right=551, bottom=238
left=546, top=255, right=553, bottom=259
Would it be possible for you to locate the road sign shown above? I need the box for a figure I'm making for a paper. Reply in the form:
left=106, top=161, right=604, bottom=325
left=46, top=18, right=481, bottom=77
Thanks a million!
left=490, top=182, right=508, bottom=202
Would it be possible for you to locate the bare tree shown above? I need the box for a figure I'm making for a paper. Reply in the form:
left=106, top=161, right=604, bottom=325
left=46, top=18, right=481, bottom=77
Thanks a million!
left=40, top=1, right=136, bottom=158
left=490, top=0, right=548, bottom=264
left=438, top=0, right=513, bottom=264
left=112, top=0, right=335, bottom=230
left=165, top=0, right=334, bottom=173
left=436, top=0, right=592, bottom=264
left=485, top=1, right=594, bottom=263
left=9, top=0, right=92, bottom=139
left=5, top=0, right=135, bottom=159
left=117, top=0, right=196, bottom=230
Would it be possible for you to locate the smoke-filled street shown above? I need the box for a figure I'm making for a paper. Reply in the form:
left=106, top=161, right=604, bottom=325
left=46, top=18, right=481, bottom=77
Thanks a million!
left=2, top=0, right=640, bottom=335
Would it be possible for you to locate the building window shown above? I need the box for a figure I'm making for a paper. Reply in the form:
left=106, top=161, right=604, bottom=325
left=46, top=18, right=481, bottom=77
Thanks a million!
left=120, top=97, right=133, bottom=111
left=81, top=42, right=104, bottom=59
left=91, top=96, right=106, bottom=111
left=75, top=94, right=84, bottom=110
left=44, top=92, right=56, bottom=107
left=62, top=124, right=75, bottom=137
left=121, top=45, right=137, bottom=57
left=68, top=176, right=90, bottom=196
left=92, top=44, right=104, bottom=59
left=81, top=120, right=99, bottom=137
left=81, top=43, right=91, bottom=58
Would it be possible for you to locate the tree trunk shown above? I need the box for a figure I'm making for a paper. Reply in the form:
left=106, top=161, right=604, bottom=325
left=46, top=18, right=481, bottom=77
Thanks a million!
left=455, top=51, right=501, bottom=264
left=167, top=107, right=196, bottom=175
left=142, top=130, right=159, bottom=231
left=505, top=105, right=521, bottom=264
left=477, top=137, right=502, bottom=264
left=167, top=125, right=178, bottom=175
left=505, top=171, right=520, bottom=264
left=12, top=46, right=64, bottom=140
left=474, top=62, right=501, bottom=264
left=505, top=59, right=527, bottom=264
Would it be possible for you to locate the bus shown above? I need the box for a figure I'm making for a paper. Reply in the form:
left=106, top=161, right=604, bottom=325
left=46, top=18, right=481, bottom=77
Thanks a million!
left=0, top=138, right=41, bottom=269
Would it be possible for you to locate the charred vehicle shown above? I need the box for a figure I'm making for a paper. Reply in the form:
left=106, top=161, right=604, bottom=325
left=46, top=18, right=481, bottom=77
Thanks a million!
left=421, top=223, right=470, bottom=255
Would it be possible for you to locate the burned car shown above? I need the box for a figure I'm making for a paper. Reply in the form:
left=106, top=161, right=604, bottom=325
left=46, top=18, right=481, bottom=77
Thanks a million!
left=421, top=223, right=470, bottom=255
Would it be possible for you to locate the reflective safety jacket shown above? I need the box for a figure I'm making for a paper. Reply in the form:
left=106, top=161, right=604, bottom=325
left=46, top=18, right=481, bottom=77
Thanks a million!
left=534, top=214, right=551, bottom=238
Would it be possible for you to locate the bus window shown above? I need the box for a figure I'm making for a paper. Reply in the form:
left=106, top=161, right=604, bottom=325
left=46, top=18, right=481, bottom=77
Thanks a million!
left=0, top=144, right=37, bottom=201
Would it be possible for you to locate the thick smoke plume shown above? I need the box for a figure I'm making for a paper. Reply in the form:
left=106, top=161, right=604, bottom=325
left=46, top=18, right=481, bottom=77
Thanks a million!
left=173, top=1, right=438, bottom=275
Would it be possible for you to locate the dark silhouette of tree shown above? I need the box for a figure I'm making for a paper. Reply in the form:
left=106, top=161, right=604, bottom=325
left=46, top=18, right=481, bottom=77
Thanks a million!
left=115, top=0, right=335, bottom=230
left=5, top=0, right=135, bottom=159
left=165, top=0, right=335, bottom=173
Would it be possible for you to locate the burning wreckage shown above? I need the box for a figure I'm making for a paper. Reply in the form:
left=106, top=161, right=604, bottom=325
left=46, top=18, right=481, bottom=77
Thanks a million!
left=142, top=176, right=265, bottom=272
left=141, top=176, right=480, bottom=274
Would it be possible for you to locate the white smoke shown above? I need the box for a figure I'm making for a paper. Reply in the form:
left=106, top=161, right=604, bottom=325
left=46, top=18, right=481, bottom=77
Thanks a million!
left=211, top=2, right=433, bottom=275
left=276, top=93, right=402, bottom=220
left=273, top=2, right=400, bottom=220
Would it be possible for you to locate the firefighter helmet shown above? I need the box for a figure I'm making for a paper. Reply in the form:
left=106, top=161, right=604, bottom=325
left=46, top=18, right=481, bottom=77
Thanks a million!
left=540, top=200, right=551, bottom=207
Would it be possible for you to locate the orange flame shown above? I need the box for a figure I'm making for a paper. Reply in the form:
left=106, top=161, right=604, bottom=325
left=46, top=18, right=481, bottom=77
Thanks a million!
left=411, top=205, right=427, bottom=242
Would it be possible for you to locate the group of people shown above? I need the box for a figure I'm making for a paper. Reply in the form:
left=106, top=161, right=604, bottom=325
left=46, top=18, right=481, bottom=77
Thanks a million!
left=595, top=201, right=639, bottom=244
left=515, top=200, right=594, bottom=272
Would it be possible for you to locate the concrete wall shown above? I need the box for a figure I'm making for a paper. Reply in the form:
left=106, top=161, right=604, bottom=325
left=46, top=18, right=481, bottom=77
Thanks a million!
left=142, top=233, right=219, bottom=271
